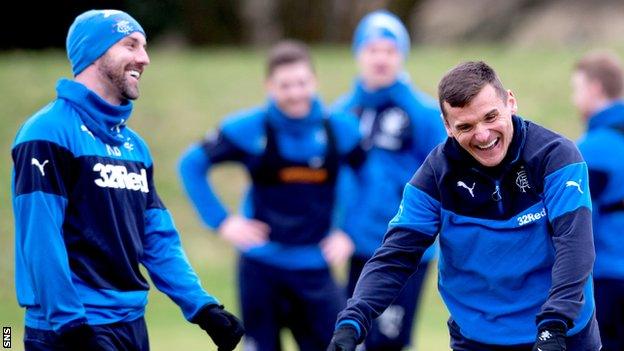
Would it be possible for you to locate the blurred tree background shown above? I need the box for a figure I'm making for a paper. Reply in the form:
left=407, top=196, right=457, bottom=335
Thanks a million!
left=3, top=0, right=624, bottom=50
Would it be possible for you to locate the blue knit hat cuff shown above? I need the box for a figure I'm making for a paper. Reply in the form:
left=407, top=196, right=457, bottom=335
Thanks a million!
left=66, top=9, right=145, bottom=76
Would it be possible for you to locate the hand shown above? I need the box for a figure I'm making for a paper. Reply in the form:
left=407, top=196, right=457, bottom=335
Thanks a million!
left=217, top=215, right=269, bottom=249
left=58, top=324, right=104, bottom=351
left=192, top=304, right=245, bottom=351
left=327, top=325, right=358, bottom=351
left=532, top=320, right=567, bottom=351
left=320, top=229, right=354, bottom=266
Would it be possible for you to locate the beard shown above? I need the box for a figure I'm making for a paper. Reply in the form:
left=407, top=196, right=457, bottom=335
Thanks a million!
left=98, top=53, right=140, bottom=101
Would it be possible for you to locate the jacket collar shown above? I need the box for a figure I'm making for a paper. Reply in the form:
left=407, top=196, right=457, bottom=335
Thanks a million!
left=588, top=100, right=624, bottom=131
left=56, top=78, right=132, bottom=146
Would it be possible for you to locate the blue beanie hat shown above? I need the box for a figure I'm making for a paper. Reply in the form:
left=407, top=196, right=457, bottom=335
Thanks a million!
left=352, top=10, right=410, bottom=58
left=66, top=9, right=145, bottom=76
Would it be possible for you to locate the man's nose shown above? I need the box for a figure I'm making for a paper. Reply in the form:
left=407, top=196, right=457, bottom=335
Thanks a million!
left=473, top=124, right=490, bottom=142
left=136, top=47, right=150, bottom=66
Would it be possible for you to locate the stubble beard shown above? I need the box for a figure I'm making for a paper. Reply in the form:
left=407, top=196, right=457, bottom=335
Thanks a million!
left=98, top=54, right=140, bottom=101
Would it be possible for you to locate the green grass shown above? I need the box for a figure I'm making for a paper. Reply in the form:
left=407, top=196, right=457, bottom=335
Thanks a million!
left=1, top=44, right=623, bottom=350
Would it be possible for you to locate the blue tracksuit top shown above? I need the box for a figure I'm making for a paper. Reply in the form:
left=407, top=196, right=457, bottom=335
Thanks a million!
left=332, top=77, right=447, bottom=260
left=337, top=116, right=596, bottom=345
left=577, top=101, right=624, bottom=280
left=178, top=98, right=363, bottom=270
left=11, top=79, right=218, bottom=333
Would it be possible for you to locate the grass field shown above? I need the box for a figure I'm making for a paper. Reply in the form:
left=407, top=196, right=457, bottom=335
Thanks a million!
left=1, top=44, right=621, bottom=350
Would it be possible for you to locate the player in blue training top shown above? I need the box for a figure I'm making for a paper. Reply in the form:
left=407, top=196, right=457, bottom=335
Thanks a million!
left=327, top=61, right=601, bottom=351
left=572, top=51, right=624, bottom=351
left=178, top=40, right=364, bottom=351
left=331, top=10, right=447, bottom=351
left=11, top=9, right=244, bottom=351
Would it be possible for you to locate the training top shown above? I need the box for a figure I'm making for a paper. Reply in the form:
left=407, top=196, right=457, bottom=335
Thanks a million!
left=178, top=98, right=363, bottom=270
left=12, top=79, right=217, bottom=333
left=577, top=101, right=624, bottom=280
left=337, top=115, right=596, bottom=345
left=332, top=77, right=447, bottom=260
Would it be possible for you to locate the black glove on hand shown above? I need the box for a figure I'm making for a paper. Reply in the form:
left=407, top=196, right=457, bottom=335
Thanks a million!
left=532, top=320, right=567, bottom=351
left=58, top=324, right=104, bottom=351
left=326, top=325, right=358, bottom=351
left=192, top=304, right=245, bottom=351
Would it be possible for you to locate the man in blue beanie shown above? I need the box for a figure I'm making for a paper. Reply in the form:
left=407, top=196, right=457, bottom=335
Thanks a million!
left=331, top=10, right=446, bottom=351
left=11, top=9, right=244, bottom=351
left=572, top=51, right=624, bottom=351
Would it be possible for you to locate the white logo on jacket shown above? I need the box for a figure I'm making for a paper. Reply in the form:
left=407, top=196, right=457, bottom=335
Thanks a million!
left=80, top=125, right=95, bottom=139
left=515, top=167, right=531, bottom=192
left=93, top=163, right=149, bottom=193
left=457, top=181, right=475, bottom=198
left=565, top=179, right=583, bottom=194
left=517, top=207, right=546, bottom=226
left=31, top=158, right=49, bottom=176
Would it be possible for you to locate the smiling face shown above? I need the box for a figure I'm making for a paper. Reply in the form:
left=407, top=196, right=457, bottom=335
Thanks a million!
left=443, top=84, right=517, bottom=167
left=96, top=32, right=150, bottom=103
left=265, top=61, right=317, bottom=118
left=357, top=39, right=403, bottom=90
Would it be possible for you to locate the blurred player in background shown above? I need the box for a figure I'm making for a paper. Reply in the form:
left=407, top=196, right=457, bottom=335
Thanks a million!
left=328, top=61, right=600, bottom=351
left=572, top=51, right=624, bottom=351
left=179, top=40, right=365, bottom=351
left=11, top=9, right=243, bottom=351
left=331, top=10, right=447, bottom=351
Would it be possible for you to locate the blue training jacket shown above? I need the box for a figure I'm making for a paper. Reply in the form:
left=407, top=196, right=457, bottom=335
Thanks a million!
left=577, top=101, right=624, bottom=280
left=332, top=77, right=447, bottom=260
left=12, top=79, right=218, bottom=333
left=178, top=98, right=363, bottom=270
left=337, top=116, right=596, bottom=345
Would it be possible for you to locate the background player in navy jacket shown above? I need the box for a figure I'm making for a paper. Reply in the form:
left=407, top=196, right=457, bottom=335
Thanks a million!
left=572, top=51, right=624, bottom=351
left=328, top=61, right=601, bottom=351
left=178, top=41, right=364, bottom=351
left=11, top=10, right=244, bottom=351
left=331, top=10, right=447, bottom=351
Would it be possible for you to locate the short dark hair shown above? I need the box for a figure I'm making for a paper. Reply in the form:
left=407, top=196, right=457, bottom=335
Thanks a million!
left=266, top=40, right=314, bottom=77
left=575, top=51, right=624, bottom=99
left=438, top=61, right=507, bottom=117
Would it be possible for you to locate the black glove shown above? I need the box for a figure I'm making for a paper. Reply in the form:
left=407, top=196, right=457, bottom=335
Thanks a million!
left=192, top=304, right=245, bottom=351
left=58, top=324, right=104, bottom=351
left=326, top=325, right=358, bottom=351
left=532, top=320, right=567, bottom=351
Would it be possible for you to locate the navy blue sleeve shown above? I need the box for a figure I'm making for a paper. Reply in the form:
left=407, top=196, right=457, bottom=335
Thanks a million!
left=539, top=143, right=595, bottom=328
left=336, top=166, right=441, bottom=339
left=201, top=130, right=248, bottom=163
left=142, top=162, right=220, bottom=321
left=12, top=140, right=88, bottom=332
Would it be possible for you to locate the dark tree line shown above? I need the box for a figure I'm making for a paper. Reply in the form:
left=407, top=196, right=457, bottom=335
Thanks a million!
left=1, top=0, right=421, bottom=49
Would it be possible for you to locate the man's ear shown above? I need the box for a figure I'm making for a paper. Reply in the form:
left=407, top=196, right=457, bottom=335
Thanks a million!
left=507, top=90, right=518, bottom=114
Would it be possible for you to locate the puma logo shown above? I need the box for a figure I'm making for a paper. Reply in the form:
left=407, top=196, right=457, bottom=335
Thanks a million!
left=457, top=181, right=475, bottom=198
left=565, top=180, right=583, bottom=194
left=31, top=158, right=49, bottom=176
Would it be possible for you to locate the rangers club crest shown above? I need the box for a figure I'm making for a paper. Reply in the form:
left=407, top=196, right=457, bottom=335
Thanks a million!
left=515, top=167, right=530, bottom=193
